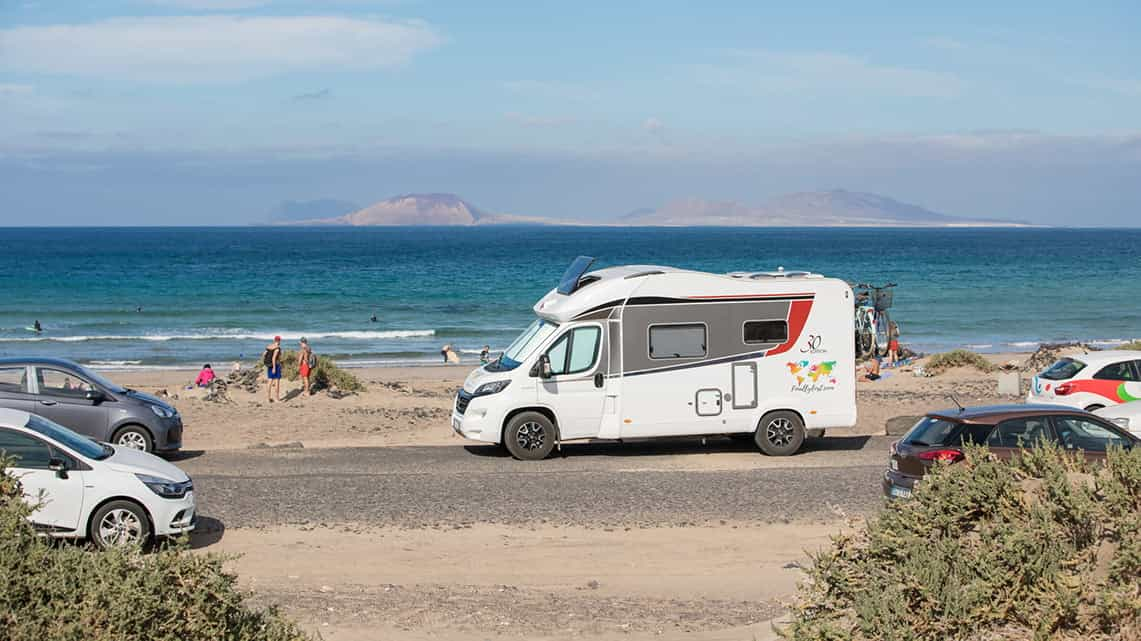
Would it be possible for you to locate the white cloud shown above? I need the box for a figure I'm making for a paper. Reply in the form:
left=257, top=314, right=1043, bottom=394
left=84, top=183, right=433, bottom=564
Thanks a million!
left=145, top=0, right=272, bottom=8
left=691, top=50, right=963, bottom=99
left=0, top=16, right=443, bottom=83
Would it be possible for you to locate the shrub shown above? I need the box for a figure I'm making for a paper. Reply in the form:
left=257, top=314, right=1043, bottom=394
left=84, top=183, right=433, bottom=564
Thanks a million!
left=925, top=349, right=996, bottom=373
left=0, top=456, right=311, bottom=641
left=279, top=349, right=365, bottom=393
left=1115, top=340, right=1141, bottom=351
left=782, top=443, right=1141, bottom=641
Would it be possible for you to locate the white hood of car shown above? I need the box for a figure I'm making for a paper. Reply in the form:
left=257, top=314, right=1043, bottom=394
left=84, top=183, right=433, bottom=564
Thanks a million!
left=104, top=446, right=189, bottom=482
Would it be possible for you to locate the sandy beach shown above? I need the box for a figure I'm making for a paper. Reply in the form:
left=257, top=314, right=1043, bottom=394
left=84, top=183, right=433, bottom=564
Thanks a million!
left=92, top=352, right=1042, bottom=640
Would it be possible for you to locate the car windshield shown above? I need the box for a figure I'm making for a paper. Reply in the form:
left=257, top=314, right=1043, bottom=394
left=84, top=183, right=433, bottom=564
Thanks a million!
left=487, top=319, right=559, bottom=372
left=903, top=416, right=992, bottom=447
left=69, top=363, right=127, bottom=393
left=24, top=413, right=111, bottom=460
left=1040, top=358, right=1086, bottom=381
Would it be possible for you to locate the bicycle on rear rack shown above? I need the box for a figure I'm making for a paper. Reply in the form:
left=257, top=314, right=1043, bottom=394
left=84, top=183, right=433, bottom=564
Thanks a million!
left=852, top=282, right=896, bottom=359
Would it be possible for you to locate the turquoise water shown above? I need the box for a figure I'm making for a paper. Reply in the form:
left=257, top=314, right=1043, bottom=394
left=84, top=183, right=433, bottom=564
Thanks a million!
left=0, top=227, right=1138, bottom=368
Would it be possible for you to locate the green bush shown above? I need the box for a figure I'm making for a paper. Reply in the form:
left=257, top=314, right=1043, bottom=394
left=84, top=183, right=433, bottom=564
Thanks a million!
left=279, top=349, right=365, bottom=393
left=1115, top=340, right=1141, bottom=351
left=0, top=456, right=311, bottom=641
left=782, top=443, right=1141, bottom=641
left=925, top=349, right=996, bottom=373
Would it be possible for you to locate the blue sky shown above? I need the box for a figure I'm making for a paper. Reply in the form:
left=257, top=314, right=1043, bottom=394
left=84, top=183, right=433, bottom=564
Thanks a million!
left=2, top=1, right=1139, bottom=225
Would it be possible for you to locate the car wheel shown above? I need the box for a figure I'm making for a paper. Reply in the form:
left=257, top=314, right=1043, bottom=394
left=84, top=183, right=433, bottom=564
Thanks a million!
left=1084, top=404, right=1105, bottom=412
left=114, top=425, right=153, bottom=452
left=89, top=500, right=152, bottom=550
left=503, top=412, right=557, bottom=461
left=755, top=411, right=805, bottom=456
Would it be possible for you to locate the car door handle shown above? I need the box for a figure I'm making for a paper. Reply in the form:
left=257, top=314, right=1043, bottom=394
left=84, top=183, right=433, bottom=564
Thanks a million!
left=39, top=400, right=57, bottom=406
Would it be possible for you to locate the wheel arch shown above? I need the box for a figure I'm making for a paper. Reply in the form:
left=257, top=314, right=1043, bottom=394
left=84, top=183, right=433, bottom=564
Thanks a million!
left=756, top=408, right=806, bottom=431
left=86, top=495, right=155, bottom=540
left=501, top=406, right=561, bottom=443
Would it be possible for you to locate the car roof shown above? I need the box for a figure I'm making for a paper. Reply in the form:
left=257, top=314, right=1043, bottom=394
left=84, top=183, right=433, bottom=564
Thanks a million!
left=0, top=356, right=82, bottom=368
left=0, top=407, right=33, bottom=428
left=1056, top=350, right=1141, bottom=366
left=927, top=404, right=1092, bottom=424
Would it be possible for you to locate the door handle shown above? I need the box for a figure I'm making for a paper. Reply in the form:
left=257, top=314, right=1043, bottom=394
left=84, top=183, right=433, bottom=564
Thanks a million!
left=39, top=400, right=57, bottom=406
left=593, top=373, right=604, bottom=388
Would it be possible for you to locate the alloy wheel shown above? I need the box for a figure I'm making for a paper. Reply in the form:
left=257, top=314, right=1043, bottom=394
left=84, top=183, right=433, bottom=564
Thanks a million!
left=117, top=431, right=148, bottom=450
left=516, top=421, right=546, bottom=451
left=98, top=508, right=143, bottom=547
left=766, top=418, right=794, bottom=447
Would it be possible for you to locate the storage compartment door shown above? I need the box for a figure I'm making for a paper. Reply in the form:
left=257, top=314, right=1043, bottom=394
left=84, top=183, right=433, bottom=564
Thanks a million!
left=695, top=389, right=722, bottom=416
left=731, top=362, right=758, bottom=409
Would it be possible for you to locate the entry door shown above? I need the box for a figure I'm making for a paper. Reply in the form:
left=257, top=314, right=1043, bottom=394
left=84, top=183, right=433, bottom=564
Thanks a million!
left=31, top=367, right=109, bottom=440
left=0, top=428, right=84, bottom=531
left=537, top=324, right=606, bottom=440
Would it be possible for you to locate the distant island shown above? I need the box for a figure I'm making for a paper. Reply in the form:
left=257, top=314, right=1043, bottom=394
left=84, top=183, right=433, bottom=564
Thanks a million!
left=273, top=190, right=1031, bottom=227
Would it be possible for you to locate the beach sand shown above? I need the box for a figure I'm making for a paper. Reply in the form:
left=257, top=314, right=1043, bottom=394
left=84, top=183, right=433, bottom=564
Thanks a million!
left=112, top=354, right=1029, bottom=453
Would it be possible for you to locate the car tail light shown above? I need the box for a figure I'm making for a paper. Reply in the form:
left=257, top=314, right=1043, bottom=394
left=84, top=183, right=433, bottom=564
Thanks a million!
left=919, top=449, right=965, bottom=463
left=1055, top=382, right=1074, bottom=396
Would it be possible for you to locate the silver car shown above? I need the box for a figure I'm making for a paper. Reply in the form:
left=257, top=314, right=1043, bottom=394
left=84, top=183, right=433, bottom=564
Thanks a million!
left=0, top=357, right=182, bottom=454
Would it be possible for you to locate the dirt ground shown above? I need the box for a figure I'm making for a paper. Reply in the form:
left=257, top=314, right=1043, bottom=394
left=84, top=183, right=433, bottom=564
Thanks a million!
left=211, top=521, right=844, bottom=641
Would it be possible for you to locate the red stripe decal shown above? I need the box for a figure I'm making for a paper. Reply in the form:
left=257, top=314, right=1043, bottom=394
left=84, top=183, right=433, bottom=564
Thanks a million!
left=687, top=293, right=815, bottom=300
left=765, top=300, right=813, bottom=356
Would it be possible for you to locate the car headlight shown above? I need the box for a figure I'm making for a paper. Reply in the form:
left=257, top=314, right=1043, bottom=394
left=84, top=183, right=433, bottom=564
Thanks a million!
left=136, top=474, right=190, bottom=498
left=1111, top=417, right=1131, bottom=428
left=149, top=404, right=175, bottom=418
left=474, top=380, right=511, bottom=396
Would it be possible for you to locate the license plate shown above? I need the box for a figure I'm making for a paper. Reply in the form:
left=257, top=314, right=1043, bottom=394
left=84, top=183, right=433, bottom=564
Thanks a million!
left=890, top=485, right=911, bottom=499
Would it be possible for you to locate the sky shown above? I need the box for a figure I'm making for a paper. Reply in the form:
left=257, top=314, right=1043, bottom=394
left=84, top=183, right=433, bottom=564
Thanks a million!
left=1, top=1, right=1139, bottom=225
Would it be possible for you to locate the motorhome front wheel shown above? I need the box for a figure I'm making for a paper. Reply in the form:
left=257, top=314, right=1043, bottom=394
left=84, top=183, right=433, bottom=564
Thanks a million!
left=504, top=411, right=557, bottom=461
left=755, top=411, right=805, bottom=456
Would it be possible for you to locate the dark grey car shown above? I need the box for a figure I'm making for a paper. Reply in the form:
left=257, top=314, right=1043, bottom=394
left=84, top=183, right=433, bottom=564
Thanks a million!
left=0, top=357, right=182, bottom=454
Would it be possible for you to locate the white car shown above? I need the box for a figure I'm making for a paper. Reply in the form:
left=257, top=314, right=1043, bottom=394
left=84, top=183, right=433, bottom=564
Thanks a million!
left=0, top=408, right=195, bottom=549
left=1027, top=350, right=1141, bottom=411
left=1095, top=401, right=1141, bottom=439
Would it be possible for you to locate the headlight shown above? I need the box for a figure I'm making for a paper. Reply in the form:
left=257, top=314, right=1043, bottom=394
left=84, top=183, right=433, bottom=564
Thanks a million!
left=1111, top=417, right=1131, bottom=428
left=149, top=404, right=174, bottom=418
left=474, top=380, right=511, bottom=396
left=136, top=474, right=190, bottom=498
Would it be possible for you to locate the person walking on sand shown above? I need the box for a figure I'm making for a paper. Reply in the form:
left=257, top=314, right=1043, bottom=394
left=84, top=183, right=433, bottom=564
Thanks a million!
left=298, top=337, right=315, bottom=397
left=263, top=336, right=283, bottom=402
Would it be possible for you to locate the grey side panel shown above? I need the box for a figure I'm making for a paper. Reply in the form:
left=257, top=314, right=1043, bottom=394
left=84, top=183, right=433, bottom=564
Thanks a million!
left=621, top=301, right=791, bottom=375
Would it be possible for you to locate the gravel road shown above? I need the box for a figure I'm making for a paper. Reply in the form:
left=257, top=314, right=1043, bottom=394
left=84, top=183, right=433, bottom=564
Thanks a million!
left=179, top=436, right=890, bottom=529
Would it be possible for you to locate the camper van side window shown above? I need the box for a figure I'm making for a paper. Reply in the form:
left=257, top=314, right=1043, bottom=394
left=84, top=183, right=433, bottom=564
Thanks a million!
left=648, top=324, right=706, bottom=359
left=743, top=320, right=788, bottom=344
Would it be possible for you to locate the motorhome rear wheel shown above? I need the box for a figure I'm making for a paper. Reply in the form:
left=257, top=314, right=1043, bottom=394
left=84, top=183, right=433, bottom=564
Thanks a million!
left=755, top=410, right=805, bottom=456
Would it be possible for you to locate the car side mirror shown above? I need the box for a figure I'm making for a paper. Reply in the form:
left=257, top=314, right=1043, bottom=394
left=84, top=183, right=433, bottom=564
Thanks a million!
left=48, top=457, right=68, bottom=479
left=85, top=389, right=105, bottom=402
left=530, top=354, right=553, bottom=379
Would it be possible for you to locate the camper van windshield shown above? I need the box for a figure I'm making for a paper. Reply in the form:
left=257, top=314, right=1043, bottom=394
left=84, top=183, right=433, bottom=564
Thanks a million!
left=490, top=319, right=559, bottom=371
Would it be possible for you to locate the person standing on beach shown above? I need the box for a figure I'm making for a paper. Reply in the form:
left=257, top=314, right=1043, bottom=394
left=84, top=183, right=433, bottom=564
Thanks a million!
left=887, top=322, right=900, bottom=366
left=441, top=344, right=452, bottom=364
left=298, top=337, right=314, bottom=397
left=263, top=336, right=283, bottom=402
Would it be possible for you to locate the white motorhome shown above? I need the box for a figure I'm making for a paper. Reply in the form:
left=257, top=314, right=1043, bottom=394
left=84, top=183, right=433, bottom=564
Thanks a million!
left=452, top=257, right=857, bottom=460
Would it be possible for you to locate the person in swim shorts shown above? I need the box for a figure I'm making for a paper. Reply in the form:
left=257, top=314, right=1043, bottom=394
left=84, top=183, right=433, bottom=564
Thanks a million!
left=264, top=336, right=283, bottom=402
left=298, top=337, right=313, bottom=397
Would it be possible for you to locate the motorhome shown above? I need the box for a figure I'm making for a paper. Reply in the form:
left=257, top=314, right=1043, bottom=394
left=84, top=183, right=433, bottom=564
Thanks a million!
left=452, top=257, right=857, bottom=460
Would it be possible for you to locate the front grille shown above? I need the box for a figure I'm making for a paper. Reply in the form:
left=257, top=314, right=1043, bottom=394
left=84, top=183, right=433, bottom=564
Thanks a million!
left=455, top=390, right=473, bottom=415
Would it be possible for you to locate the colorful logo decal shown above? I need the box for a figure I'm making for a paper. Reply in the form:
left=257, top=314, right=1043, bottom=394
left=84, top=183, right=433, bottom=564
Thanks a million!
left=799, top=334, right=826, bottom=354
left=787, top=360, right=838, bottom=393
left=1056, top=379, right=1141, bottom=403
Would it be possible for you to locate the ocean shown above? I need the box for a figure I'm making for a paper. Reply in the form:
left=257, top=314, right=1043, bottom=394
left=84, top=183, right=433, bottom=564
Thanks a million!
left=0, top=227, right=1138, bottom=369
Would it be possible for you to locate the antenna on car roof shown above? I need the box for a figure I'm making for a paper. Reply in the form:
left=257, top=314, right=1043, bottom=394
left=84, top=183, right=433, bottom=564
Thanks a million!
left=947, top=394, right=965, bottom=413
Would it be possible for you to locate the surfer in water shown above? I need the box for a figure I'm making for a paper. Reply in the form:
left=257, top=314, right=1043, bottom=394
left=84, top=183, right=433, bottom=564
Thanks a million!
left=370, top=314, right=378, bottom=323
left=33, top=320, right=42, bottom=333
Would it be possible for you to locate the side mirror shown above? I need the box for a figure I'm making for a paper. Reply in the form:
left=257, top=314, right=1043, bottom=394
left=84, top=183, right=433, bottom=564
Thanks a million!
left=85, top=389, right=105, bottom=402
left=531, top=354, right=553, bottom=379
left=48, top=457, right=68, bottom=479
